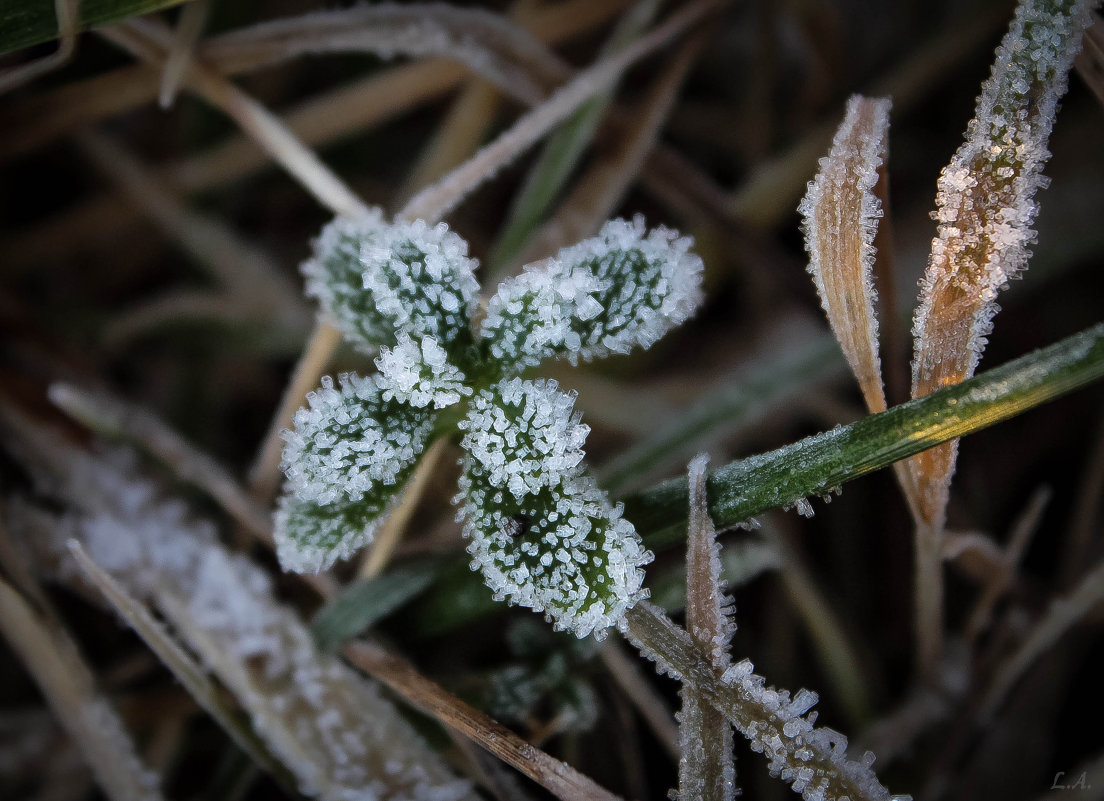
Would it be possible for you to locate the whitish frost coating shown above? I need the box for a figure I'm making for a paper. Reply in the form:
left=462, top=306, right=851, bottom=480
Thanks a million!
left=456, top=378, right=652, bottom=637
left=621, top=603, right=895, bottom=801
left=375, top=333, right=473, bottom=409
left=799, top=95, right=891, bottom=414
left=280, top=373, right=435, bottom=505
left=482, top=216, right=704, bottom=371
left=10, top=444, right=476, bottom=801
left=303, top=213, right=480, bottom=363
left=276, top=373, right=435, bottom=573
left=911, top=0, right=1094, bottom=391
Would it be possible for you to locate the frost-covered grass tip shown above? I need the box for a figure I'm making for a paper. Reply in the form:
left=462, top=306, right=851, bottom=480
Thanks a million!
left=276, top=212, right=704, bottom=636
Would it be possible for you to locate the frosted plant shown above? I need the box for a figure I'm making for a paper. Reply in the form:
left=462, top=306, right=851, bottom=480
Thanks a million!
left=278, top=213, right=705, bottom=636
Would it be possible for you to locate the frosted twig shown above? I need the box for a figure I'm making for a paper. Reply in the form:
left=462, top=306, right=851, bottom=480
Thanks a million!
left=0, top=0, right=79, bottom=94
left=158, top=0, right=209, bottom=109
left=401, top=0, right=725, bottom=222
left=48, top=382, right=273, bottom=545
left=0, top=575, right=164, bottom=801
left=67, top=540, right=288, bottom=785
left=99, top=18, right=368, bottom=218
left=203, top=3, right=567, bottom=106
left=979, top=554, right=1104, bottom=723
left=621, top=602, right=897, bottom=801
left=799, top=94, right=891, bottom=415
left=344, top=640, right=626, bottom=801
left=906, top=0, right=1094, bottom=681
left=678, top=454, right=736, bottom=801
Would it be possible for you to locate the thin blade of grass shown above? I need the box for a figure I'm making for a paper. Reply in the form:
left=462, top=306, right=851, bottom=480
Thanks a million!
left=0, top=574, right=163, bottom=801
left=623, top=322, right=1104, bottom=547
left=799, top=94, right=891, bottom=415
left=678, top=454, right=736, bottom=801
left=621, top=602, right=894, bottom=801
left=66, top=540, right=290, bottom=786
left=311, top=564, right=439, bottom=653
left=487, top=0, right=661, bottom=276
left=343, top=640, right=626, bottom=801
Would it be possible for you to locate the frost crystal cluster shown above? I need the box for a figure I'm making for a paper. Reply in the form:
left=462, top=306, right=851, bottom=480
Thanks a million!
left=278, top=213, right=704, bottom=636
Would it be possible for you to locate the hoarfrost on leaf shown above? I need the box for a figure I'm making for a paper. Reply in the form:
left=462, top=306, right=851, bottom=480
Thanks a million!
left=482, top=216, right=704, bottom=371
left=457, top=378, right=652, bottom=637
left=375, top=333, right=473, bottom=409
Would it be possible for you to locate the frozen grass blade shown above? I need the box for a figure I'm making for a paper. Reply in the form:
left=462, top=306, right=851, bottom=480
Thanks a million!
left=907, top=0, right=1094, bottom=679
left=623, top=322, right=1104, bottom=546
left=67, top=540, right=289, bottom=785
left=677, top=455, right=736, bottom=801
left=799, top=94, right=892, bottom=415
left=0, top=574, right=164, bottom=801
left=621, top=602, right=894, bottom=801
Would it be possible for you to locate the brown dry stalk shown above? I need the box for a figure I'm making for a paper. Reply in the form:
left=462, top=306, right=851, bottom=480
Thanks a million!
left=343, top=641, right=625, bottom=801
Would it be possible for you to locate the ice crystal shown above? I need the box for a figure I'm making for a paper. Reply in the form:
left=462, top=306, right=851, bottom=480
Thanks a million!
left=282, top=210, right=703, bottom=635
left=482, top=216, right=704, bottom=370
left=375, top=333, right=472, bottom=409
left=457, top=379, right=652, bottom=637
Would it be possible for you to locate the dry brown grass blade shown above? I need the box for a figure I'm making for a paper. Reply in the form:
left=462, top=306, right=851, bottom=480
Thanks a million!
left=799, top=95, right=891, bottom=416
left=680, top=454, right=736, bottom=800
left=99, top=18, right=368, bottom=218
left=0, top=574, right=163, bottom=801
left=1074, top=15, right=1104, bottom=109
left=343, top=640, right=626, bottom=801
left=598, top=639, right=680, bottom=761
left=905, top=0, right=1094, bottom=681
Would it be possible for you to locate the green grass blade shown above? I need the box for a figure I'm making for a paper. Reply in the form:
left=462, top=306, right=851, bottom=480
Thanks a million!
left=311, top=563, right=439, bottom=652
left=0, top=0, right=188, bottom=54
left=625, top=322, right=1104, bottom=547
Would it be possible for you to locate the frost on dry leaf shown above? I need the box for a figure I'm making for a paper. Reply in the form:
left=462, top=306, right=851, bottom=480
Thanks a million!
left=912, top=0, right=1094, bottom=397
left=275, top=372, right=435, bottom=572
left=799, top=94, right=892, bottom=414
left=481, top=216, right=704, bottom=371
left=907, top=0, right=1093, bottom=528
left=8, top=439, right=477, bottom=801
left=456, top=378, right=652, bottom=637
left=303, top=212, right=481, bottom=366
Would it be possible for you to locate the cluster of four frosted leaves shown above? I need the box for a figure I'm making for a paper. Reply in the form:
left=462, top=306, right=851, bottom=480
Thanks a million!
left=276, top=212, right=704, bottom=637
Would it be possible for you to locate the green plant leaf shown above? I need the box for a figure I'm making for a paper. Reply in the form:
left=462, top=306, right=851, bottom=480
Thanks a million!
left=625, top=322, right=1104, bottom=547
left=0, top=0, right=188, bottom=55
